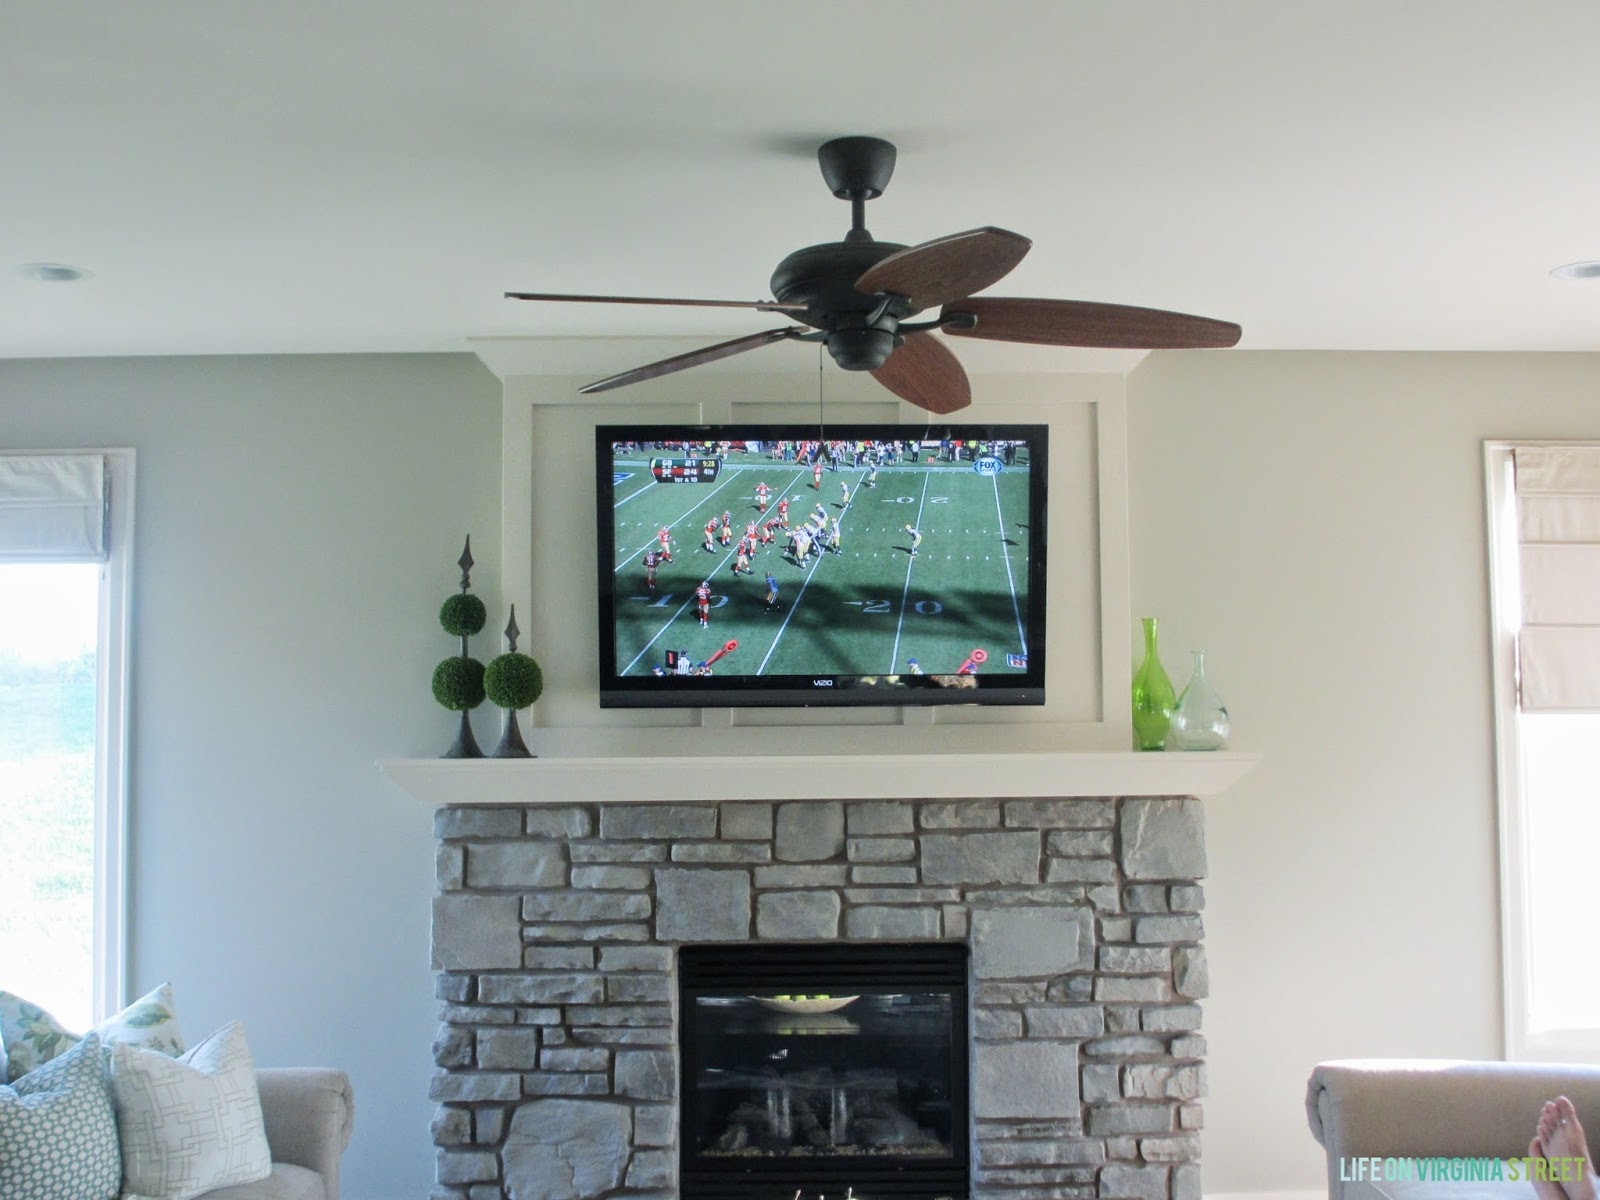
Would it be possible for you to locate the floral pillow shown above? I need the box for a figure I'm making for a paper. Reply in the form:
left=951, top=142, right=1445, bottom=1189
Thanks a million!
left=0, top=982, right=184, bottom=1083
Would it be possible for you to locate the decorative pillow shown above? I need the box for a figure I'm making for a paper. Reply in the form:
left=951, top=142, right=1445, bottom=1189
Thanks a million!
left=112, top=1020, right=272, bottom=1200
left=0, top=1033, right=121, bottom=1200
left=0, top=982, right=184, bottom=1082
left=0, top=993, right=77, bottom=1081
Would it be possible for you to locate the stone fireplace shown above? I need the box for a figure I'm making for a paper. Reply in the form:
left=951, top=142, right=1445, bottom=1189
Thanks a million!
left=426, top=793, right=1209, bottom=1200
left=395, top=354, right=1252, bottom=1200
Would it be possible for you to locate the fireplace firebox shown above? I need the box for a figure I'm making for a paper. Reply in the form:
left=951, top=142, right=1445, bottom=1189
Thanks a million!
left=679, top=943, right=970, bottom=1200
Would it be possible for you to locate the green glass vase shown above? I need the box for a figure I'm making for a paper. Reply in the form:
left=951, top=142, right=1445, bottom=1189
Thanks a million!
left=1131, top=616, right=1176, bottom=751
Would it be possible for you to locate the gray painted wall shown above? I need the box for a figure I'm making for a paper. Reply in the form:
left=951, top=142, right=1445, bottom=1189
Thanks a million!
left=1128, top=350, right=1600, bottom=1194
left=0, top=353, right=503, bottom=1200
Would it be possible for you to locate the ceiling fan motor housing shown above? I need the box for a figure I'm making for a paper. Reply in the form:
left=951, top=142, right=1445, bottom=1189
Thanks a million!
left=825, top=325, right=900, bottom=371
left=770, top=239, right=915, bottom=369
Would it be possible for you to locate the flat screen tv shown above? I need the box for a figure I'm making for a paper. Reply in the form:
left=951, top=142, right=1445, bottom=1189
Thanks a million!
left=595, top=423, right=1048, bottom=708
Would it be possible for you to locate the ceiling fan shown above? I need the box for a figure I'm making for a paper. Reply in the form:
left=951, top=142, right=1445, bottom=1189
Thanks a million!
left=506, top=136, right=1241, bottom=414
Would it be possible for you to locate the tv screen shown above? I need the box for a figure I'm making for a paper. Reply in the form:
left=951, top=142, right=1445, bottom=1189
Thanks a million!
left=595, top=424, right=1048, bottom=708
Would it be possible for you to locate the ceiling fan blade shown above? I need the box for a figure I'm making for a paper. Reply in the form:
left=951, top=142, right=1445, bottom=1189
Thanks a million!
left=870, top=333, right=972, bottom=414
left=579, top=327, right=805, bottom=394
left=942, top=297, right=1242, bottom=349
left=506, top=290, right=806, bottom=314
left=855, top=227, right=1032, bottom=311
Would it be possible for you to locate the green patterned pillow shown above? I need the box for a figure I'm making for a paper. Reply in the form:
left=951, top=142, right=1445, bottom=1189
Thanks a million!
left=0, top=983, right=184, bottom=1083
left=0, top=1032, right=121, bottom=1200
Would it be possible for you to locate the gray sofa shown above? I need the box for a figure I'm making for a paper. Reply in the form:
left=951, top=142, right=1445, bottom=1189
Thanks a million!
left=1307, top=1059, right=1600, bottom=1200
left=207, top=1068, right=355, bottom=1200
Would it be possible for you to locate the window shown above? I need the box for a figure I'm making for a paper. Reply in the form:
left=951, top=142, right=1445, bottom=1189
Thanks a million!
left=1486, top=442, right=1600, bottom=1061
left=0, top=451, right=132, bottom=1027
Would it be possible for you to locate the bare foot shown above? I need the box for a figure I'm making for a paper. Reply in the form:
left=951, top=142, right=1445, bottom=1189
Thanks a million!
left=1531, top=1136, right=1568, bottom=1200
left=1536, top=1097, right=1598, bottom=1200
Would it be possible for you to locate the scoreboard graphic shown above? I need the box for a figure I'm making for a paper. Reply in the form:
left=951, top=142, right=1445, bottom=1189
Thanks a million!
left=650, top=457, right=722, bottom=483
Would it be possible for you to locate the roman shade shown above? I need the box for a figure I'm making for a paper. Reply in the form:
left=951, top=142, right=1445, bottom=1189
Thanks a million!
left=1513, top=445, right=1600, bottom=711
left=0, top=454, right=108, bottom=562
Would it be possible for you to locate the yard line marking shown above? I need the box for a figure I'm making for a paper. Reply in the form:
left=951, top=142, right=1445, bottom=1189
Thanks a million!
left=614, top=469, right=743, bottom=570
left=620, top=540, right=750, bottom=674
left=756, top=558, right=826, bottom=675
left=992, top=471, right=1027, bottom=654
left=755, top=469, right=864, bottom=675
left=621, top=593, right=702, bottom=675
left=610, top=459, right=659, bottom=508
left=612, top=465, right=806, bottom=572
left=888, top=469, right=933, bottom=674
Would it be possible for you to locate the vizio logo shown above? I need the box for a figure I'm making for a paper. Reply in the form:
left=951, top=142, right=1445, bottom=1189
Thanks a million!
left=811, top=678, right=835, bottom=687
left=973, top=456, right=1002, bottom=476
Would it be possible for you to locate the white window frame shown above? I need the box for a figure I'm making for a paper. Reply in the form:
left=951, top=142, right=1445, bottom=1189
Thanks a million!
left=1485, top=439, right=1600, bottom=1063
left=1, top=448, right=133, bottom=1020
left=95, top=449, right=133, bottom=1019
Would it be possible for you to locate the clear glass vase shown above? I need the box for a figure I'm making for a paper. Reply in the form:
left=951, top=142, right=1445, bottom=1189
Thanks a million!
left=1130, top=616, right=1176, bottom=751
left=1171, top=649, right=1231, bottom=751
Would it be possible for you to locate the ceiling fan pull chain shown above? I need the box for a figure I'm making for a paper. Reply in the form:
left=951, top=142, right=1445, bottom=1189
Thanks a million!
left=817, top=342, right=827, bottom=441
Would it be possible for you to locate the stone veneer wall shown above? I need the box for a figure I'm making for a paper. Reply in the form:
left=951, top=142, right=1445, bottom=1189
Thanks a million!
left=429, top=797, right=1208, bottom=1200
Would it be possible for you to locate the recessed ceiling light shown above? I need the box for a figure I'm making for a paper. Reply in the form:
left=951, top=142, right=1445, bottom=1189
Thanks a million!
left=16, top=262, right=92, bottom=283
left=1551, top=260, right=1600, bottom=280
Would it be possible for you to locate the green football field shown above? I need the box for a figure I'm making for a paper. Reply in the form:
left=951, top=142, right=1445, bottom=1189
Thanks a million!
left=607, top=447, right=1035, bottom=680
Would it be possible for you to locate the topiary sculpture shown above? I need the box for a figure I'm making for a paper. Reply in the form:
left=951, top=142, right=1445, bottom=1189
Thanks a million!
left=434, top=536, right=486, bottom=757
left=484, top=604, right=543, bottom=757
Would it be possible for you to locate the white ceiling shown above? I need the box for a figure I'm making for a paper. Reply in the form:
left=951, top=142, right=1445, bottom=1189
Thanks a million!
left=9, top=0, right=1600, bottom=363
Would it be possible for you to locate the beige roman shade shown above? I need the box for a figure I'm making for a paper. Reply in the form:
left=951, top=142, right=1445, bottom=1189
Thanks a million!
left=1514, top=445, right=1600, bottom=711
left=0, top=453, right=108, bottom=561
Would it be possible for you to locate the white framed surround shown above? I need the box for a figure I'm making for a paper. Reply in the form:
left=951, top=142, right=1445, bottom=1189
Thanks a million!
left=1485, top=439, right=1600, bottom=1063
left=473, top=335, right=1135, bottom=753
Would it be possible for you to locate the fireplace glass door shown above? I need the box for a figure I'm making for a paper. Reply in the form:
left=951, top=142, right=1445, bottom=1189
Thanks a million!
left=679, top=943, right=969, bottom=1199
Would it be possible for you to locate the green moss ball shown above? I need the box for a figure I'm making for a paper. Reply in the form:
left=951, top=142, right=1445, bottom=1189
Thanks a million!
left=439, top=593, right=488, bottom=637
left=485, top=652, right=544, bottom=709
left=431, top=656, right=486, bottom=711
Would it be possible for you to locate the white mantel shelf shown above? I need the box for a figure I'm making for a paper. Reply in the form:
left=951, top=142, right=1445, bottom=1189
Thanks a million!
left=378, top=751, right=1260, bottom=806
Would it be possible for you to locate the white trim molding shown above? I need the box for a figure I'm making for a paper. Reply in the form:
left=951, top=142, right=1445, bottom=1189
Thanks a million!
left=484, top=338, right=1136, bottom=750
left=1485, top=440, right=1527, bottom=1060
left=379, top=750, right=1260, bottom=807
left=95, top=448, right=133, bottom=1018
